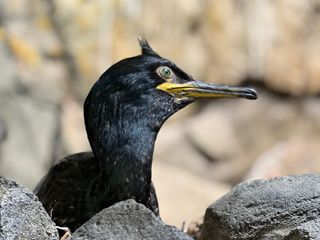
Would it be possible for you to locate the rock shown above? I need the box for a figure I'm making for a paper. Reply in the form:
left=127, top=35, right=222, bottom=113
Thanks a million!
left=283, top=219, right=320, bottom=240
left=200, top=174, right=320, bottom=240
left=0, top=176, right=58, bottom=240
left=71, top=199, right=193, bottom=240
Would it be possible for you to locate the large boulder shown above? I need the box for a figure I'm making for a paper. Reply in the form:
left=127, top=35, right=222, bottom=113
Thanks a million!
left=71, top=199, right=193, bottom=240
left=200, top=174, right=320, bottom=240
left=283, top=219, right=320, bottom=240
left=0, top=176, right=58, bottom=240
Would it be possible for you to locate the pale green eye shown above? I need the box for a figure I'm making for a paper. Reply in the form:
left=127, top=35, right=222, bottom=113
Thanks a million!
left=158, top=66, right=173, bottom=79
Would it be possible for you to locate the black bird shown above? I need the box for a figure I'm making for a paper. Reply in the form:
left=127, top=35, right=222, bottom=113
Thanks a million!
left=34, top=38, right=257, bottom=232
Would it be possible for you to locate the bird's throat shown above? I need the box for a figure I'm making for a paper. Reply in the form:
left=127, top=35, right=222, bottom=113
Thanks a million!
left=87, top=118, right=158, bottom=204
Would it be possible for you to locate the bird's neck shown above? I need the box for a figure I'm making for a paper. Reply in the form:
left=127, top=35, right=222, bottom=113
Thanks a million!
left=95, top=121, right=158, bottom=169
left=86, top=113, right=159, bottom=201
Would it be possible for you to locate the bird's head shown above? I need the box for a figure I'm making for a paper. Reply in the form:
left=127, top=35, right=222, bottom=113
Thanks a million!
left=84, top=38, right=257, bottom=139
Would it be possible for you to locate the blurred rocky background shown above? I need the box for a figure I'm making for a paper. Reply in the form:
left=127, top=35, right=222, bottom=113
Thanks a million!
left=0, top=0, right=319, bottom=229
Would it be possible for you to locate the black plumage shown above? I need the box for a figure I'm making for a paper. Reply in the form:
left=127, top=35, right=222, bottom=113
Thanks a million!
left=34, top=38, right=257, bottom=232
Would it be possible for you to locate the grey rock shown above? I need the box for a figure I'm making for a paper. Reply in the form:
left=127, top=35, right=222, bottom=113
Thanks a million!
left=283, top=219, right=320, bottom=240
left=0, top=176, right=58, bottom=240
left=200, top=174, right=320, bottom=240
left=71, top=199, right=193, bottom=240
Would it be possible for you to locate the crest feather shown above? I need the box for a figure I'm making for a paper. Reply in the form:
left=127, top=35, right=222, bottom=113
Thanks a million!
left=138, top=37, right=160, bottom=57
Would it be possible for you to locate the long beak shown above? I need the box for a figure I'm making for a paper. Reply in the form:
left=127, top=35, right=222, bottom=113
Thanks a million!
left=157, top=81, right=258, bottom=100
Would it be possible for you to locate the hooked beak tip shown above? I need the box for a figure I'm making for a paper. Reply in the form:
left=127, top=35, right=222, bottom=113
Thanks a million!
left=244, top=88, right=258, bottom=100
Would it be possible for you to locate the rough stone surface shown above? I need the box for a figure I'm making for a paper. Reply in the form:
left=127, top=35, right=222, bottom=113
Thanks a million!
left=0, top=176, right=58, bottom=240
left=283, top=219, right=320, bottom=240
left=71, top=199, right=193, bottom=240
left=200, top=174, right=320, bottom=240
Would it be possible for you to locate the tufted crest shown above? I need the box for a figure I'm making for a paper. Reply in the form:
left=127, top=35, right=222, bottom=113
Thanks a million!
left=138, top=36, right=160, bottom=57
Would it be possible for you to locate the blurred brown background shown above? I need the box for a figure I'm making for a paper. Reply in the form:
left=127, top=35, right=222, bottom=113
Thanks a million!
left=0, top=0, right=320, bottom=228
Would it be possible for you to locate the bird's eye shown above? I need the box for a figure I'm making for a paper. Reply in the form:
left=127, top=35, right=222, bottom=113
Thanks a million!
left=157, top=66, right=173, bottom=79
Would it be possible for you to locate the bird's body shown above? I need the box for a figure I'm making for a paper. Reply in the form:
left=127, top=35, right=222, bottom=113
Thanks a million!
left=35, top=38, right=257, bottom=232
left=35, top=152, right=158, bottom=231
